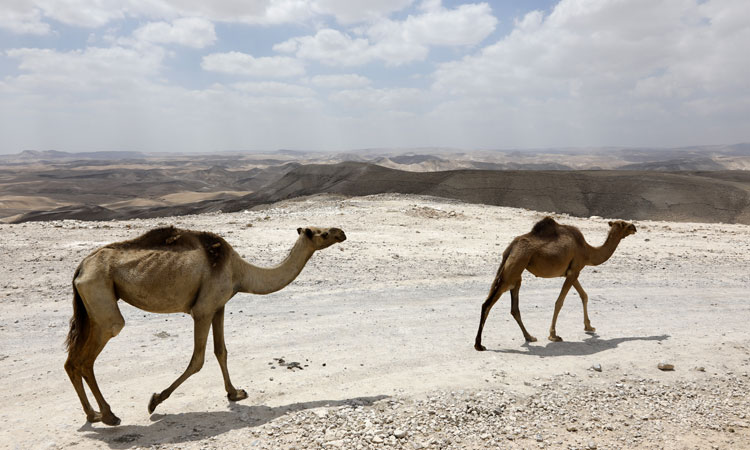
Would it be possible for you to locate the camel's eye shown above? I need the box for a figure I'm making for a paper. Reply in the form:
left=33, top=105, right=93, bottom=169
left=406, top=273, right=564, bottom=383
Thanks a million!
left=321, top=232, right=329, bottom=239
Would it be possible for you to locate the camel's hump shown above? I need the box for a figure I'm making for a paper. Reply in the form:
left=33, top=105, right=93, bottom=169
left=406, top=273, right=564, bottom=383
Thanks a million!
left=105, top=226, right=231, bottom=270
left=530, top=216, right=559, bottom=238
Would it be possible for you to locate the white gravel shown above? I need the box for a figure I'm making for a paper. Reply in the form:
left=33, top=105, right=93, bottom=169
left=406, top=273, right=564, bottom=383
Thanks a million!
left=0, top=193, right=749, bottom=449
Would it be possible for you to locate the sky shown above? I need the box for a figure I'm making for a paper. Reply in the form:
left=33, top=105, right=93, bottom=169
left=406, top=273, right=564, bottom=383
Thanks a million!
left=0, top=0, right=749, bottom=154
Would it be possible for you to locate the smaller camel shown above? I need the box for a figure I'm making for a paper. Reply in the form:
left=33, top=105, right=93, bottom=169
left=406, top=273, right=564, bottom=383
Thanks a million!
left=65, top=225, right=346, bottom=426
left=474, top=217, right=636, bottom=351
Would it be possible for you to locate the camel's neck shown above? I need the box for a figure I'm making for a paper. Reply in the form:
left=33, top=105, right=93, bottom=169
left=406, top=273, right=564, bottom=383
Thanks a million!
left=234, top=236, right=316, bottom=295
left=585, top=230, right=623, bottom=266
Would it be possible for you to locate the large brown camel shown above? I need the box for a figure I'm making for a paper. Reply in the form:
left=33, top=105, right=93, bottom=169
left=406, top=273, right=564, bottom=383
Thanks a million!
left=65, top=225, right=346, bottom=426
left=474, top=217, right=636, bottom=351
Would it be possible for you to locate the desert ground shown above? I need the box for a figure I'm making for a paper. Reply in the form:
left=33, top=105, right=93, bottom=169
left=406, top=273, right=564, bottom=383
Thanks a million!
left=1, top=193, right=749, bottom=449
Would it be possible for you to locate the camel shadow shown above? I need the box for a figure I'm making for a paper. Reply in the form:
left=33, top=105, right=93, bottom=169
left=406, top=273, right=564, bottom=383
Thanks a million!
left=78, top=394, right=388, bottom=449
left=489, top=334, right=670, bottom=357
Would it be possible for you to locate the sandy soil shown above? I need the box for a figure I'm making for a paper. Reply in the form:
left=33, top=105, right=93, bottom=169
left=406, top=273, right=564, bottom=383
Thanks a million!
left=0, top=194, right=748, bottom=449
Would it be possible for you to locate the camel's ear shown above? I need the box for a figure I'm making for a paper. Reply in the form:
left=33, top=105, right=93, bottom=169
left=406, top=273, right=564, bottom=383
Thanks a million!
left=297, top=228, right=313, bottom=238
left=608, top=221, right=614, bottom=227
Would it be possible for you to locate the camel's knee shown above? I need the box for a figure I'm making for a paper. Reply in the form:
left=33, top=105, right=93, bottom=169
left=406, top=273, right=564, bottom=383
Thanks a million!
left=188, top=353, right=206, bottom=373
left=214, top=345, right=227, bottom=360
left=64, top=359, right=79, bottom=377
left=109, top=317, right=125, bottom=338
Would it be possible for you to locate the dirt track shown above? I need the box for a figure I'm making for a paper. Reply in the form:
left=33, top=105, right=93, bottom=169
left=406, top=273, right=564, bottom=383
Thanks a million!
left=1, top=194, right=748, bottom=449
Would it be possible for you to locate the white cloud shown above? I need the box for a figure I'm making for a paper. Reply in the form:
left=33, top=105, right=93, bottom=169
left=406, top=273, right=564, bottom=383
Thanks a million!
left=310, top=74, right=371, bottom=88
left=276, top=2, right=496, bottom=66
left=372, top=2, right=497, bottom=47
left=429, top=0, right=750, bottom=147
left=201, top=51, right=305, bottom=77
left=33, top=0, right=126, bottom=28
left=0, top=3, right=51, bottom=35
left=329, top=87, right=426, bottom=111
left=6, top=45, right=165, bottom=92
left=133, top=18, right=216, bottom=49
left=312, top=0, right=414, bottom=24
left=232, top=81, right=315, bottom=97
left=274, top=29, right=373, bottom=66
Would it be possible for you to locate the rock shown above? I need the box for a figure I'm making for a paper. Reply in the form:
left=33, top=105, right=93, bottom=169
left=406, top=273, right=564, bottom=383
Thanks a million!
left=587, top=441, right=597, bottom=449
left=394, top=429, right=407, bottom=439
left=592, top=364, right=602, bottom=372
left=658, top=362, right=675, bottom=371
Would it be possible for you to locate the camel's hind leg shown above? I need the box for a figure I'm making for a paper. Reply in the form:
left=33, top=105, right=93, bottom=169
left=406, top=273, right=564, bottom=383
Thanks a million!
left=79, top=323, right=124, bottom=425
left=64, top=358, right=97, bottom=422
left=573, top=280, right=595, bottom=333
left=149, top=314, right=212, bottom=414
left=68, top=279, right=125, bottom=425
left=510, top=283, right=537, bottom=342
left=212, top=307, right=247, bottom=402
left=474, top=281, right=504, bottom=351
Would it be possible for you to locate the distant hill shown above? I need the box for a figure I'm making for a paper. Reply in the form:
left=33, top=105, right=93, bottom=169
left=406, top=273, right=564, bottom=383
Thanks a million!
left=16, top=162, right=748, bottom=224
left=200, top=162, right=750, bottom=224
left=15, top=150, right=148, bottom=160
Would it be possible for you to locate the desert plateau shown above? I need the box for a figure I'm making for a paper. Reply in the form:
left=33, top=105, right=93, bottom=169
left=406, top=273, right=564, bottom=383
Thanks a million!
left=1, top=190, right=749, bottom=449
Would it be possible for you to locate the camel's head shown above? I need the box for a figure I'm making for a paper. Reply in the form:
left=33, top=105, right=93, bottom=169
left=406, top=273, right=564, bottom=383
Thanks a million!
left=297, top=226, right=347, bottom=250
left=608, top=220, right=637, bottom=238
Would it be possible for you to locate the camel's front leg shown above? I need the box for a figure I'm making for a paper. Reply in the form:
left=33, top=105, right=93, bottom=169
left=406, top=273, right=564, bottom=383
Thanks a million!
left=212, top=307, right=247, bottom=401
left=573, top=280, right=595, bottom=333
left=549, top=275, right=576, bottom=342
left=148, top=315, right=212, bottom=414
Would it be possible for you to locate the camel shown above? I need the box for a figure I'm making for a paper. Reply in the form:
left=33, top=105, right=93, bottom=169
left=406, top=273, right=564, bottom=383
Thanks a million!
left=65, top=225, right=346, bottom=426
left=474, top=217, right=636, bottom=351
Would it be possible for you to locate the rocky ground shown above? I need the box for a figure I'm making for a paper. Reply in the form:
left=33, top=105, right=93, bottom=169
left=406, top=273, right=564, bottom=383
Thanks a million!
left=0, top=194, right=748, bottom=449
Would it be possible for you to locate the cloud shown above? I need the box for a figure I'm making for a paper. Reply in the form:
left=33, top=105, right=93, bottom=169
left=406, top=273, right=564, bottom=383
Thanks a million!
left=428, top=0, right=750, bottom=147
left=276, top=1, right=497, bottom=66
left=133, top=18, right=216, bottom=49
left=5, top=45, right=165, bottom=92
left=274, top=29, right=373, bottom=66
left=201, top=51, right=305, bottom=77
left=231, top=81, right=315, bottom=97
left=312, top=0, right=414, bottom=24
left=0, top=4, right=51, bottom=35
left=310, top=74, right=371, bottom=88
left=329, top=87, right=426, bottom=112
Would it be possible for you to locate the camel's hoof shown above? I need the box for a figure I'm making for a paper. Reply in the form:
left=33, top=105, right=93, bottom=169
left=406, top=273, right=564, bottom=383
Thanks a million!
left=525, top=336, right=537, bottom=343
left=474, top=343, right=486, bottom=351
left=228, top=389, right=248, bottom=402
left=548, top=335, right=563, bottom=342
left=87, top=412, right=103, bottom=423
left=102, top=413, right=121, bottom=426
left=148, top=393, right=160, bottom=414
left=585, top=326, right=596, bottom=333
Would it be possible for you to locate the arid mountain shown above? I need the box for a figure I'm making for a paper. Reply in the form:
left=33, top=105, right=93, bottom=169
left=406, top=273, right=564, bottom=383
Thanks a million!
left=3, top=145, right=750, bottom=224
left=12, top=162, right=750, bottom=224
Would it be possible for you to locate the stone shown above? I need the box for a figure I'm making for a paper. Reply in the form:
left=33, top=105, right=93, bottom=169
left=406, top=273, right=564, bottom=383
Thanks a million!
left=658, top=362, right=675, bottom=371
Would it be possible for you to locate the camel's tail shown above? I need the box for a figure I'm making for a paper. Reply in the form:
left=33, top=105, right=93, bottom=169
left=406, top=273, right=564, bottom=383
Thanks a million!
left=65, top=267, right=89, bottom=354
left=486, top=242, right=513, bottom=298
